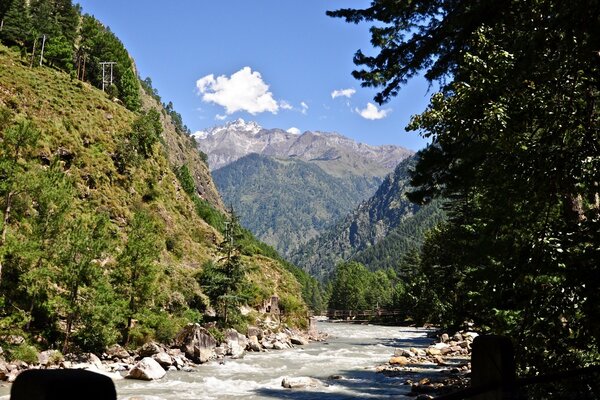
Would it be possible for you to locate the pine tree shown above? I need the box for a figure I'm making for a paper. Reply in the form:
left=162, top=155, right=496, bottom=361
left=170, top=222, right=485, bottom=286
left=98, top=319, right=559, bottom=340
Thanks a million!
left=0, top=0, right=32, bottom=47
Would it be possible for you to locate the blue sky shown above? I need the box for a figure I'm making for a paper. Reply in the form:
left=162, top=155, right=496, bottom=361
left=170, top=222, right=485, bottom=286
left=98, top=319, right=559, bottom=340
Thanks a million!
left=75, top=1, right=432, bottom=151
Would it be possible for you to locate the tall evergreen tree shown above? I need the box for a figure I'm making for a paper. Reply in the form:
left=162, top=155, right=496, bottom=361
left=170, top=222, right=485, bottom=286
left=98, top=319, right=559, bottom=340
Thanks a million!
left=113, top=209, right=162, bottom=345
left=0, top=0, right=32, bottom=47
left=329, top=0, right=600, bottom=376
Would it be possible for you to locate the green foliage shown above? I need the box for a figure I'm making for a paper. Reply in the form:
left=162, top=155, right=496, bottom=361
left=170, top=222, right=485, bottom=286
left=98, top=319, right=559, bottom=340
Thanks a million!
left=331, top=0, right=600, bottom=378
left=44, top=35, right=73, bottom=71
left=175, top=164, right=196, bottom=196
left=213, top=153, right=383, bottom=257
left=193, top=197, right=227, bottom=231
left=7, top=343, right=39, bottom=364
left=120, top=67, right=140, bottom=111
left=0, top=0, right=31, bottom=47
left=198, top=212, right=249, bottom=326
left=130, top=109, right=162, bottom=158
left=113, top=209, right=163, bottom=345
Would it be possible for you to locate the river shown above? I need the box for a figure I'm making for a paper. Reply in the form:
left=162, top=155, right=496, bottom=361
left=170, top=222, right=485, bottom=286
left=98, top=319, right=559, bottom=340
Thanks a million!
left=0, top=322, right=434, bottom=399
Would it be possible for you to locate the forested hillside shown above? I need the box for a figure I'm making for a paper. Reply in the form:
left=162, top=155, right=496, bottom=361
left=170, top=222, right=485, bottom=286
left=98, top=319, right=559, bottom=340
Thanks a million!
left=213, top=153, right=383, bottom=256
left=292, top=156, right=437, bottom=280
left=329, top=0, right=600, bottom=385
left=0, top=1, right=316, bottom=358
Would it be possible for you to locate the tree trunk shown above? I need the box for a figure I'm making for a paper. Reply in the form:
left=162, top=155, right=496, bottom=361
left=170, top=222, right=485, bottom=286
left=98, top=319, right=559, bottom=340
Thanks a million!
left=0, top=191, right=14, bottom=286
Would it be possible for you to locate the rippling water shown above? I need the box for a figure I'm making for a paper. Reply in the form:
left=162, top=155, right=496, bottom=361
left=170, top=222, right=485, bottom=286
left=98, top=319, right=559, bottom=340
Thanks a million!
left=0, top=322, right=433, bottom=399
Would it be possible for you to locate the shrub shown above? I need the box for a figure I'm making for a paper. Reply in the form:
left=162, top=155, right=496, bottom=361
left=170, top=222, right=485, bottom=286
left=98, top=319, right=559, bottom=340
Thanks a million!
left=8, top=344, right=39, bottom=364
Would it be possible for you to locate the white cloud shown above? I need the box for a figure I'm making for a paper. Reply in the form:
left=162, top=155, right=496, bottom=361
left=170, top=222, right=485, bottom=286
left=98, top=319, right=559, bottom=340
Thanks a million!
left=280, top=100, right=293, bottom=110
left=331, top=88, right=356, bottom=99
left=215, top=114, right=227, bottom=121
left=301, top=101, right=309, bottom=115
left=355, top=102, right=391, bottom=120
left=287, top=127, right=301, bottom=135
left=196, top=67, right=279, bottom=115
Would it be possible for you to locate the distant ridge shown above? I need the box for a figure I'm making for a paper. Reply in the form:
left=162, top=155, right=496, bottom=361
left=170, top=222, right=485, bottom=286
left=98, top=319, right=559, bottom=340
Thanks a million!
left=193, top=118, right=413, bottom=176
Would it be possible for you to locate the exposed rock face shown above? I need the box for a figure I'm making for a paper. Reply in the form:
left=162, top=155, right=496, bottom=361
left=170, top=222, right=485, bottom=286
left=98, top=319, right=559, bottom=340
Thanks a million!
left=173, top=324, right=217, bottom=364
left=125, top=357, right=166, bottom=381
left=193, top=118, right=412, bottom=173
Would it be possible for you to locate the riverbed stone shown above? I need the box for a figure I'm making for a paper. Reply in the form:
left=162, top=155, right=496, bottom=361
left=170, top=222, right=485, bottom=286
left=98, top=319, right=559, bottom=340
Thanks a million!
left=173, top=323, right=217, bottom=364
left=152, top=352, right=173, bottom=369
left=126, top=357, right=166, bottom=381
left=38, top=350, right=62, bottom=366
left=247, top=326, right=263, bottom=340
left=281, top=376, right=319, bottom=389
left=226, top=329, right=247, bottom=359
left=272, top=341, right=288, bottom=350
left=426, top=347, right=442, bottom=356
left=389, top=356, right=409, bottom=366
left=290, top=336, right=308, bottom=346
left=139, top=342, right=162, bottom=357
left=440, top=333, right=450, bottom=343
left=247, top=335, right=262, bottom=352
left=106, top=344, right=130, bottom=360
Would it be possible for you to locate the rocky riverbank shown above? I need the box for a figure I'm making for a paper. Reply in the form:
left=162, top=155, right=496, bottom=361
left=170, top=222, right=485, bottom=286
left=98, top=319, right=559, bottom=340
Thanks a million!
left=376, top=330, right=476, bottom=399
left=0, top=321, right=326, bottom=385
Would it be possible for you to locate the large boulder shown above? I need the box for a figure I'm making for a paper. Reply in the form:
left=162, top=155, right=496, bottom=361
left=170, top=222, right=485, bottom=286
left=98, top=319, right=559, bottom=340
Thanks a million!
left=247, top=326, right=263, bottom=340
left=125, top=357, right=166, bottom=381
left=225, top=329, right=247, bottom=359
left=173, top=324, right=217, bottom=364
left=38, top=350, right=62, bottom=366
left=247, top=336, right=262, bottom=352
left=152, top=352, right=173, bottom=369
left=139, top=342, right=161, bottom=357
left=106, top=344, right=130, bottom=360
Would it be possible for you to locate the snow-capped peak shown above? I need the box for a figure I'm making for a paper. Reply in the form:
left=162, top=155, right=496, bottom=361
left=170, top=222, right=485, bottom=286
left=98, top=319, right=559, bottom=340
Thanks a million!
left=226, top=118, right=262, bottom=134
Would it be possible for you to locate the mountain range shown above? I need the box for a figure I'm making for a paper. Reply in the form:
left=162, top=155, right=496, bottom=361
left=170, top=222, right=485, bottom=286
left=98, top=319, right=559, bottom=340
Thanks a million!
left=193, top=119, right=412, bottom=176
left=194, top=119, right=413, bottom=256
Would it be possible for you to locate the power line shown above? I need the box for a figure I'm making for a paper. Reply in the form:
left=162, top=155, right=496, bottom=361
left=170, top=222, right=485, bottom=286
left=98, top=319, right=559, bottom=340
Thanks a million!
left=99, top=61, right=117, bottom=91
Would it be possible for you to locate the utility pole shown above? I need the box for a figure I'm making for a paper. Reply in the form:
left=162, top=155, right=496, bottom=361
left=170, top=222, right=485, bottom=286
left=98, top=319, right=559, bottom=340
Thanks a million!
left=39, top=34, right=46, bottom=66
left=99, top=61, right=116, bottom=91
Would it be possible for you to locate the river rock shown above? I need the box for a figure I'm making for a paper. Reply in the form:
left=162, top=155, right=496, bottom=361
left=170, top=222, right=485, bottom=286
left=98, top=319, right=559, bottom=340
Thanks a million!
left=395, top=348, right=415, bottom=358
left=410, top=347, right=426, bottom=357
left=281, top=376, right=319, bottom=389
left=152, top=352, right=173, bottom=368
left=174, top=323, right=217, bottom=364
left=389, top=356, right=409, bottom=366
left=272, top=341, right=288, bottom=350
left=126, top=357, right=166, bottom=381
left=426, top=347, right=442, bottom=356
left=247, top=335, right=262, bottom=352
left=290, top=336, right=308, bottom=346
left=106, top=344, right=130, bottom=360
left=0, top=360, right=8, bottom=381
left=38, top=350, right=62, bottom=366
left=261, top=340, right=274, bottom=350
left=452, top=332, right=463, bottom=342
left=247, top=326, right=263, bottom=340
left=226, top=329, right=247, bottom=359
left=440, top=333, right=450, bottom=343
left=139, top=342, right=162, bottom=357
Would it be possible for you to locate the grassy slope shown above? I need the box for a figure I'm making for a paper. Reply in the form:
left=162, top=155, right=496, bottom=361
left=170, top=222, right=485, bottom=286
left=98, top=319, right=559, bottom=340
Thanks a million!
left=0, top=44, right=306, bottom=325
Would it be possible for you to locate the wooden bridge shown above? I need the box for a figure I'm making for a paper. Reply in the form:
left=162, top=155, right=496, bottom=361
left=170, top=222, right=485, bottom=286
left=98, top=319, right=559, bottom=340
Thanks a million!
left=326, top=308, right=404, bottom=320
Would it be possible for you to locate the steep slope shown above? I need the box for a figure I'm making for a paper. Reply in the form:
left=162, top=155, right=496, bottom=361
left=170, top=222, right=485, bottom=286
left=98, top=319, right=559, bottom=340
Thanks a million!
left=198, top=119, right=413, bottom=256
left=193, top=118, right=412, bottom=177
left=0, top=44, right=308, bottom=350
left=212, top=153, right=383, bottom=256
left=291, top=155, right=445, bottom=280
